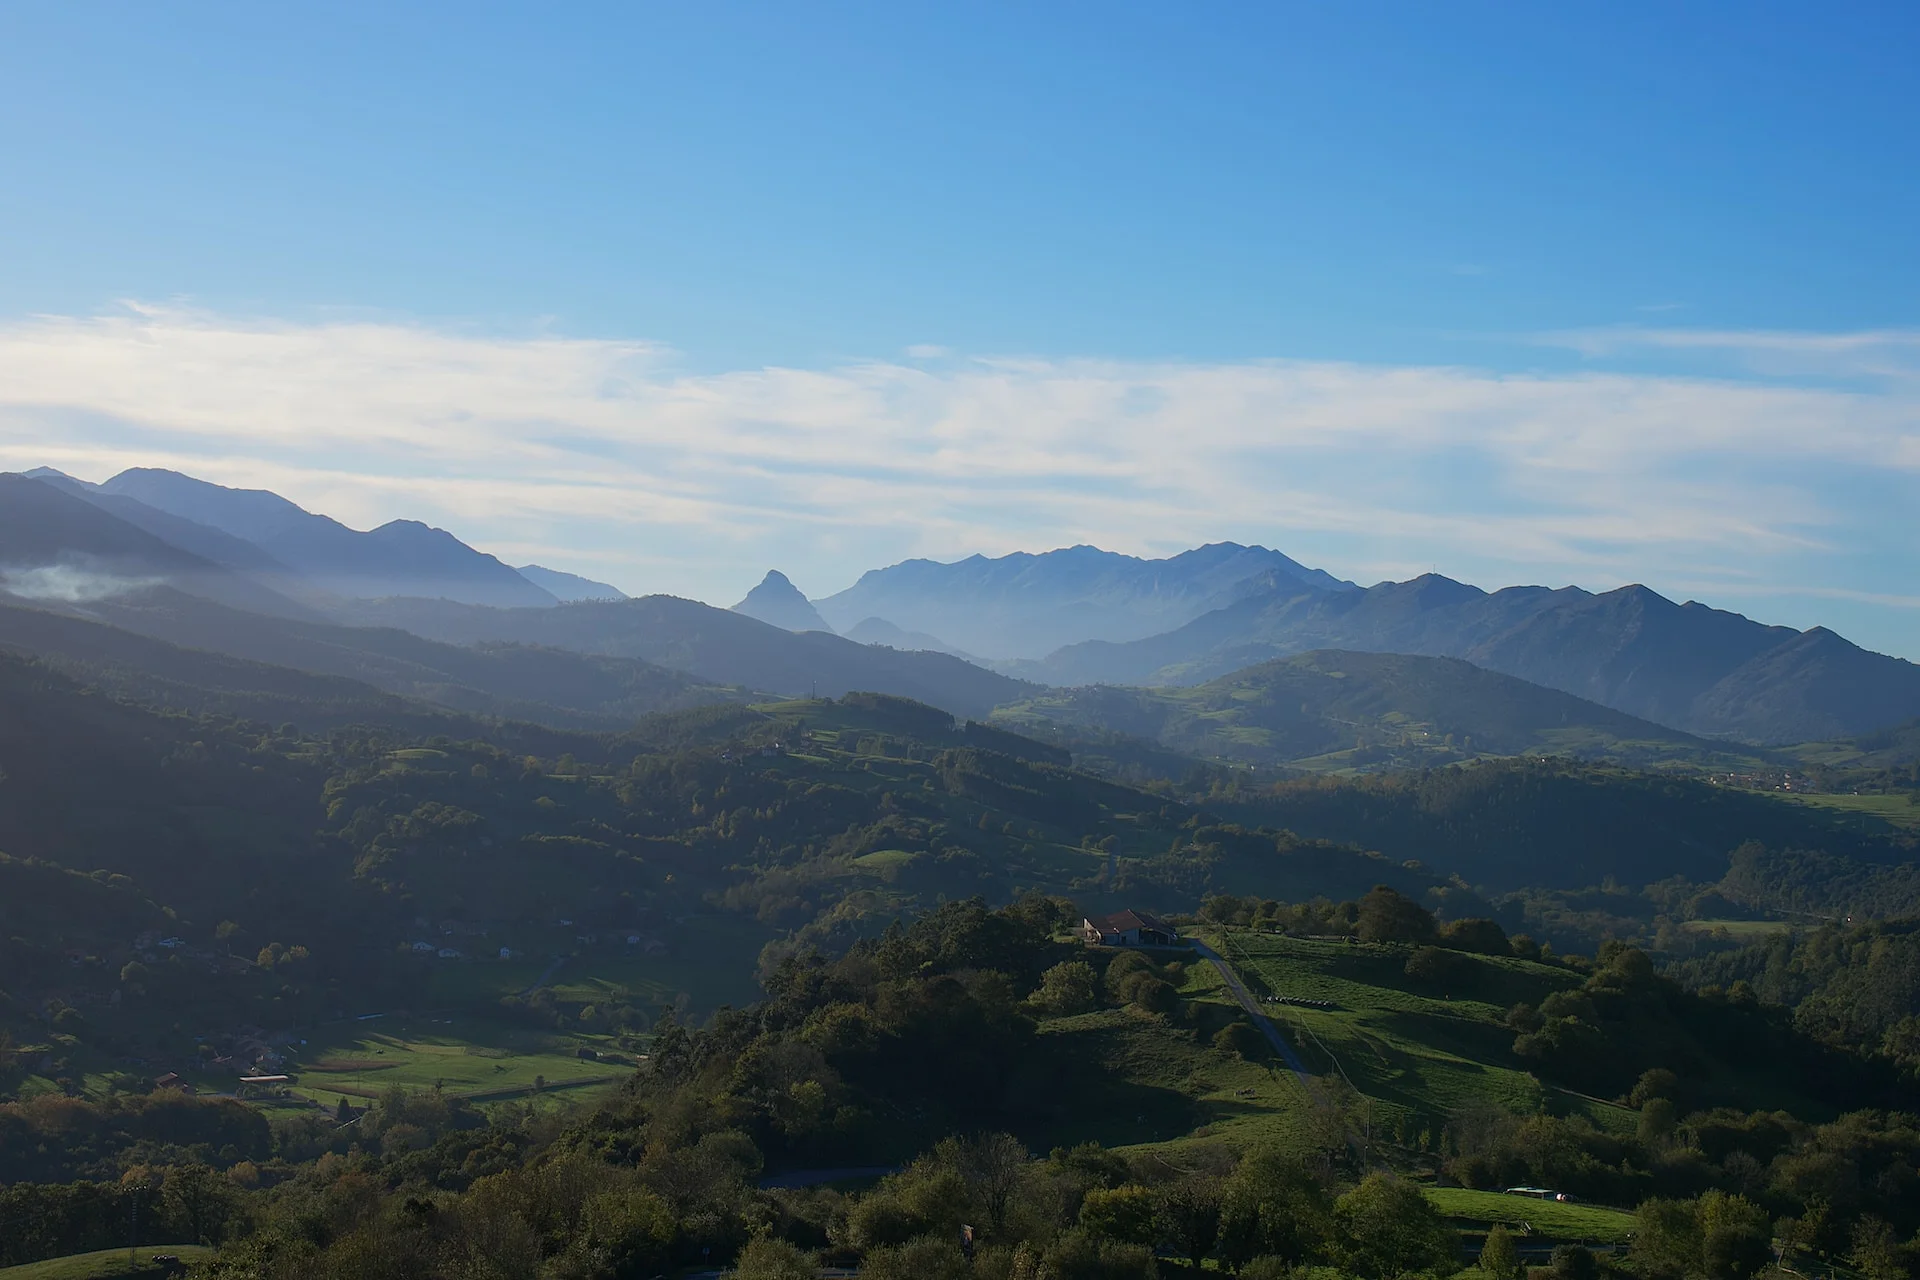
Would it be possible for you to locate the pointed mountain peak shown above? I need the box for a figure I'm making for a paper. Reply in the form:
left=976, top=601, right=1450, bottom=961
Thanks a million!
left=733, top=570, right=834, bottom=634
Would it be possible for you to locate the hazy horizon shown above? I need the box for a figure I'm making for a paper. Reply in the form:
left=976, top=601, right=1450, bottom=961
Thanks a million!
left=2, top=5, right=1915, bottom=653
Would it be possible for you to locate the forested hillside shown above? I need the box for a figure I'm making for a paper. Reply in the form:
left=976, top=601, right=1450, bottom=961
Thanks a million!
left=995, top=650, right=1735, bottom=774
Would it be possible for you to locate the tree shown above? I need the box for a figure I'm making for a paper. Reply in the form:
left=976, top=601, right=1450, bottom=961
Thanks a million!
left=861, top=1234, right=972, bottom=1280
left=159, top=1164, right=241, bottom=1246
left=1218, top=1148, right=1333, bottom=1269
left=1551, top=1244, right=1601, bottom=1280
left=1157, top=1176, right=1223, bottom=1269
left=1638, top=1097, right=1678, bottom=1145
left=335, top=1095, right=354, bottom=1124
left=1441, top=918, right=1511, bottom=955
left=1633, top=1198, right=1704, bottom=1280
left=1405, top=945, right=1470, bottom=986
left=1035, top=961, right=1098, bottom=1015
left=1630, top=1067, right=1680, bottom=1106
left=1213, top=1021, right=1264, bottom=1060
left=1333, top=1172, right=1458, bottom=1279
left=1045, top=1228, right=1158, bottom=1280
left=1633, top=1192, right=1772, bottom=1280
left=579, top=1187, right=676, bottom=1278
left=1851, top=1216, right=1911, bottom=1280
left=936, top=1132, right=1028, bottom=1236
left=1079, top=1185, right=1157, bottom=1245
left=1357, top=886, right=1436, bottom=945
left=1697, top=1190, right=1772, bottom=1280
left=1128, top=977, right=1181, bottom=1017
left=1481, top=1223, right=1522, bottom=1280
left=729, top=1236, right=817, bottom=1280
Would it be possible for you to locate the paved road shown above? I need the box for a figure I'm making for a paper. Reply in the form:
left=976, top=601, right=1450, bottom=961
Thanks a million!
left=1188, top=937, right=1320, bottom=1098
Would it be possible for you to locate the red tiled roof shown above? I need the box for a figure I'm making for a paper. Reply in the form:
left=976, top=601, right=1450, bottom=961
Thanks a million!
left=1086, top=909, right=1174, bottom=935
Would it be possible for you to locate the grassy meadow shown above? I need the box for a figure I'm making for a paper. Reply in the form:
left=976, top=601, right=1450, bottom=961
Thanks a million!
left=1775, top=790, right=1920, bottom=831
left=1424, top=1187, right=1637, bottom=1241
left=280, top=1015, right=631, bottom=1111
left=0, top=1248, right=213, bottom=1280
left=1193, top=929, right=1637, bottom=1143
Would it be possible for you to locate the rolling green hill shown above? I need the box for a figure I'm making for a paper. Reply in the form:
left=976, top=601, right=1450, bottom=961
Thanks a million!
left=12, top=591, right=736, bottom=731
left=0, top=657, right=1444, bottom=1087
left=1217, top=757, right=1917, bottom=892
left=994, top=649, right=1751, bottom=774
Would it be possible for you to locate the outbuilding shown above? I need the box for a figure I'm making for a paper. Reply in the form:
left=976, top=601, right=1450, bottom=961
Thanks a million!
left=1081, top=909, right=1179, bottom=947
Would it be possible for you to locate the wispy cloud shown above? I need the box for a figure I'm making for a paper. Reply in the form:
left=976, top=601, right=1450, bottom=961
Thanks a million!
left=0, top=304, right=1915, bottom=654
left=1535, top=324, right=1920, bottom=382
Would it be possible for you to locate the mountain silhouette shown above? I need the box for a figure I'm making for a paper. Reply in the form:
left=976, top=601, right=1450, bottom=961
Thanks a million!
left=97, top=468, right=557, bottom=607
left=1023, top=573, right=1920, bottom=743
left=732, top=570, right=833, bottom=633
left=517, top=564, right=627, bottom=602
left=814, top=542, right=1353, bottom=659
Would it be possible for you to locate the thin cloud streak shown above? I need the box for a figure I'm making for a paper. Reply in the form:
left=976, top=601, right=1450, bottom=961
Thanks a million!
left=0, top=305, right=1915, bottom=656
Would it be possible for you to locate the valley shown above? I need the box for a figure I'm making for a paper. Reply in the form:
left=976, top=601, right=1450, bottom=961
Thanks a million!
left=1, top=467, right=1918, bottom=1279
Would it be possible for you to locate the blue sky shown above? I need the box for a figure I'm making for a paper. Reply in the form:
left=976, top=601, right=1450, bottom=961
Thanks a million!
left=2, top=3, right=1917, bottom=655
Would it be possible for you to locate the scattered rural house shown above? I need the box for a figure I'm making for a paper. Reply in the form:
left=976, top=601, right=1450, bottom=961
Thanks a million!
left=437, top=948, right=463, bottom=960
left=1081, top=909, right=1180, bottom=947
left=238, top=1074, right=292, bottom=1098
left=575, top=1047, right=599, bottom=1061
left=411, top=941, right=435, bottom=953
left=499, top=947, right=521, bottom=960
left=159, top=938, right=186, bottom=949
left=152, top=1072, right=187, bottom=1091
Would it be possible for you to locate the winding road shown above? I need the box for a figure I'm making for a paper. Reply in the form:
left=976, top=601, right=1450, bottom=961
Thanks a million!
left=1188, top=937, right=1319, bottom=1097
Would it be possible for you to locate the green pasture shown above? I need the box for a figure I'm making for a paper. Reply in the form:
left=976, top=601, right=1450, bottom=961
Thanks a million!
left=1200, top=930, right=1638, bottom=1140
left=1775, top=791, right=1920, bottom=831
left=1425, top=1187, right=1636, bottom=1241
left=0, top=1247, right=213, bottom=1280
left=1032, top=1002, right=1317, bottom=1154
left=283, top=1015, right=627, bottom=1110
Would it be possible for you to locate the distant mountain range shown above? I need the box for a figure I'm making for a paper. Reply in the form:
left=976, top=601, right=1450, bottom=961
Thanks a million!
left=814, top=542, right=1354, bottom=659
left=29, top=467, right=569, bottom=607
left=0, top=471, right=1029, bottom=720
left=5, top=464, right=1916, bottom=747
left=1017, top=573, right=1920, bottom=744
left=0, top=474, right=316, bottom=620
